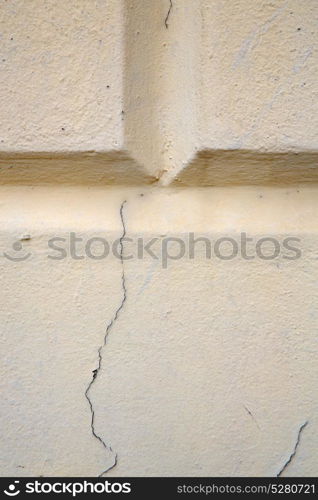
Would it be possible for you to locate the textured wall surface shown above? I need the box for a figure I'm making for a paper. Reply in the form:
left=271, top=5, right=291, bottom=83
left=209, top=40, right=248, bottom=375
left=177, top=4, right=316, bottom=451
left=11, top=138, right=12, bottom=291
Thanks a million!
left=0, top=0, right=317, bottom=477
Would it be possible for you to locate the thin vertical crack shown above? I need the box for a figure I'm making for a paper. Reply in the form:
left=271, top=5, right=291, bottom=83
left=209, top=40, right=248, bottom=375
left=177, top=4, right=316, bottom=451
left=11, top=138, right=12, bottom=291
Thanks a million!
left=277, top=421, right=308, bottom=477
left=165, top=0, right=173, bottom=29
left=85, top=200, right=127, bottom=477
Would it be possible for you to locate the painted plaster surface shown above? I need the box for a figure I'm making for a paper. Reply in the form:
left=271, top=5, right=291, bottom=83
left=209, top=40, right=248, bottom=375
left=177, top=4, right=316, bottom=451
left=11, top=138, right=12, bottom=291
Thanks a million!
left=1, top=186, right=318, bottom=476
left=0, top=0, right=317, bottom=183
left=0, top=0, right=318, bottom=478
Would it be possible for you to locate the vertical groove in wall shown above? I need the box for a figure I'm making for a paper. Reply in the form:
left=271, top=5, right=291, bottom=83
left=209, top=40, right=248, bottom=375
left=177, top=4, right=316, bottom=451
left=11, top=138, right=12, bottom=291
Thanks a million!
left=124, top=0, right=201, bottom=181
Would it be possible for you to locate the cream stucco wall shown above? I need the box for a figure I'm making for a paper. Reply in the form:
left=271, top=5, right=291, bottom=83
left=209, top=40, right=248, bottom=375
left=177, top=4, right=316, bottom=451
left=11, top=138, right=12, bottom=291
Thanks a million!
left=0, top=0, right=318, bottom=477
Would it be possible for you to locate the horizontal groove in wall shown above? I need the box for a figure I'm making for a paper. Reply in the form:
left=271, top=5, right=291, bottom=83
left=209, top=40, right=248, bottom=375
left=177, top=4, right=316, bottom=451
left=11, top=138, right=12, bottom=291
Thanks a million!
left=0, top=149, right=318, bottom=186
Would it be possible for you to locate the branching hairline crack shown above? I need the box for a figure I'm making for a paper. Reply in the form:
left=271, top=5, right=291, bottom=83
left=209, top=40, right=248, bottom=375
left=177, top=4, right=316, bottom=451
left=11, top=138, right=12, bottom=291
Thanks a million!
left=165, top=0, right=173, bottom=29
left=277, top=421, right=308, bottom=477
left=85, top=200, right=127, bottom=477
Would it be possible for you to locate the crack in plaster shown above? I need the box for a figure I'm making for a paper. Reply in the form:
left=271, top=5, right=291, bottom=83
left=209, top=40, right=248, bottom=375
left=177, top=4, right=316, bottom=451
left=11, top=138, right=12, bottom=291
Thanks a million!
left=85, top=200, right=127, bottom=477
left=243, top=405, right=260, bottom=430
left=277, top=421, right=308, bottom=477
left=165, top=0, right=173, bottom=29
